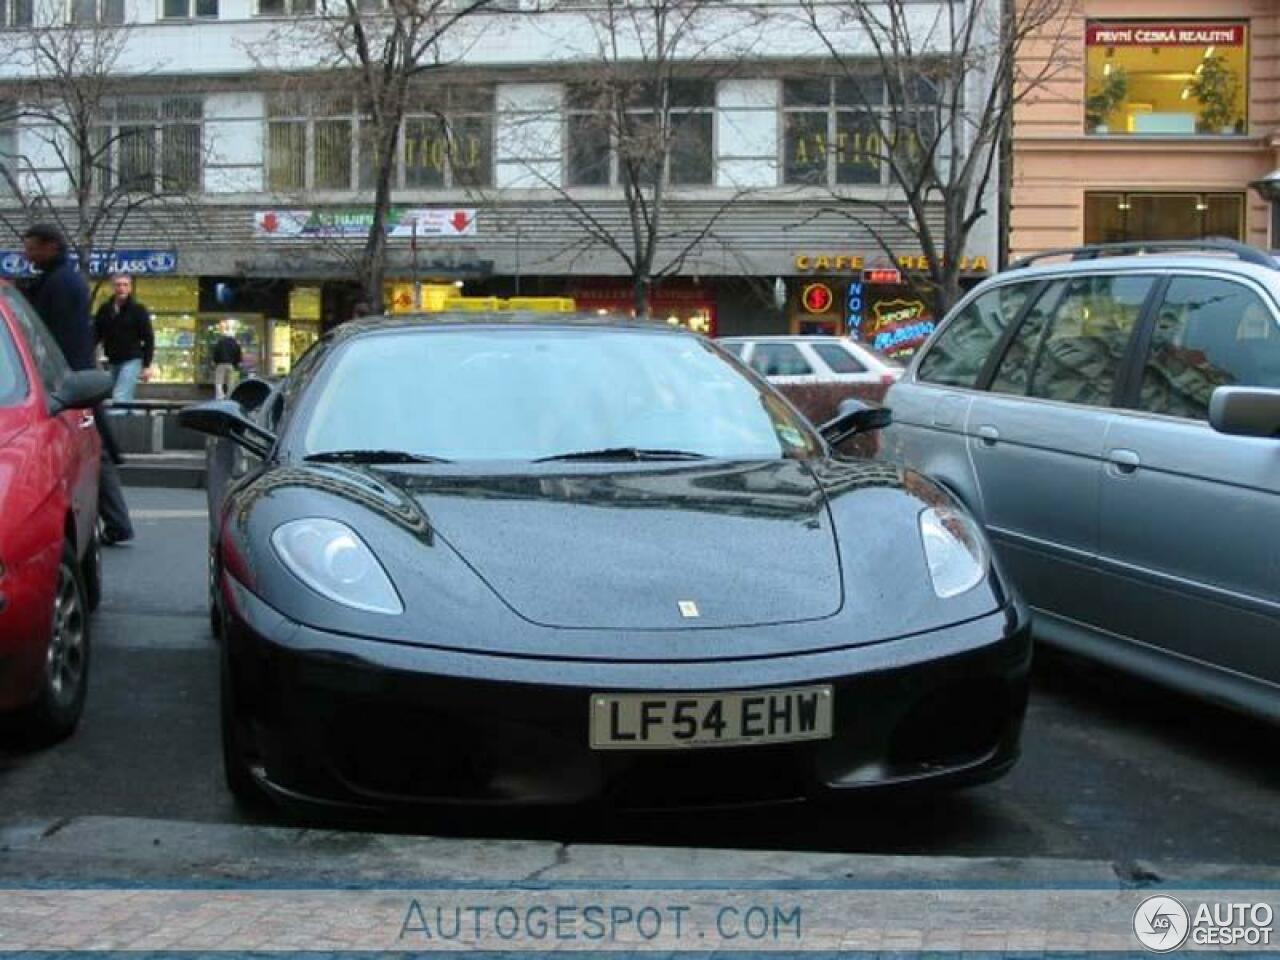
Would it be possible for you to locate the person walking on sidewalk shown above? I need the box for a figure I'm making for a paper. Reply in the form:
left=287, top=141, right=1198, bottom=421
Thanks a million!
left=21, top=223, right=135, bottom=545
left=211, top=319, right=242, bottom=399
left=94, top=272, right=155, bottom=406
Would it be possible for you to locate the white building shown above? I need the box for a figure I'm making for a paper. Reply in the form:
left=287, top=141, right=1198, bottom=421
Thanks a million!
left=0, top=0, right=1001, bottom=390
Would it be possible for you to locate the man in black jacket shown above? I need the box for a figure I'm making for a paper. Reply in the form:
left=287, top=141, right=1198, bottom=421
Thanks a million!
left=94, top=273, right=155, bottom=404
left=22, top=223, right=135, bottom=545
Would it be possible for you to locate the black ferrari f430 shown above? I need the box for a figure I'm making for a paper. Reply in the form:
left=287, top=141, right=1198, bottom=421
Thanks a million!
left=180, top=315, right=1030, bottom=813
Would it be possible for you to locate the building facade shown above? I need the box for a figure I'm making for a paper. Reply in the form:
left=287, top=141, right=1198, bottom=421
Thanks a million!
left=0, top=0, right=1002, bottom=390
left=1012, top=0, right=1280, bottom=260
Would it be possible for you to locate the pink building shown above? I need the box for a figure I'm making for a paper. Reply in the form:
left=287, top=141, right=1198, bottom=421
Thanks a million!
left=1012, top=0, right=1280, bottom=258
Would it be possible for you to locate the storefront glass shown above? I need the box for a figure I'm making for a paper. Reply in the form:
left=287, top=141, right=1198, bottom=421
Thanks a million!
left=1085, top=22, right=1248, bottom=135
left=1084, top=192, right=1245, bottom=244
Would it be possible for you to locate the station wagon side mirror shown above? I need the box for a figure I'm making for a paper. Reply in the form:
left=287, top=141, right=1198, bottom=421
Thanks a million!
left=818, top=397, right=893, bottom=447
left=178, top=399, right=276, bottom=458
left=49, top=370, right=113, bottom=415
left=1209, top=386, right=1280, bottom=438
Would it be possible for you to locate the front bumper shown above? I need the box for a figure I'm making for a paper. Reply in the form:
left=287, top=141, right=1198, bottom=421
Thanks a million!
left=222, top=578, right=1032, bottom=811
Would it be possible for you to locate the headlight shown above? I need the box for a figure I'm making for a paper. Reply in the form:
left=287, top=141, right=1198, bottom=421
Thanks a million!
left=270, top=518, right=403, bottom=615
left=918, top=506, right=988, bottom=599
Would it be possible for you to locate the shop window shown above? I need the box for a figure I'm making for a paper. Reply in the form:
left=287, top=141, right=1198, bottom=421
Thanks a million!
left=564, top=80, right=714, bottom=188
left=1, top=0, right=33, bottom=26
left=1084, top=192, right=1244, bottom=245
left=1139, top=277, right=1280, bottom=421
left=750, top=343, right=812, bottom=377
left=92, top=97, right=203, bottom=193
left=916, top=283, right=1035, bottom=389
left=782, top=74, right=936, bottom=188
left=1027, top=274, right=1153, bottom=408
left=1085, top=22, right=1247, bottom=136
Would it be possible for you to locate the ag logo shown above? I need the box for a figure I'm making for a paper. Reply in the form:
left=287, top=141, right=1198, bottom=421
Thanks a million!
left=1134, top=895, right=1190, bottom=952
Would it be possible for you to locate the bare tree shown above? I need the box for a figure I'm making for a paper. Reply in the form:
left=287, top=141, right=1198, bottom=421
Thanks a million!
left=0, top=1, right=207, bottom=282
left=796, top=0, right=1074, bottom=312
left=251, top=0, right=501, bottom=312
left=509, top=0, right=763, bottom=318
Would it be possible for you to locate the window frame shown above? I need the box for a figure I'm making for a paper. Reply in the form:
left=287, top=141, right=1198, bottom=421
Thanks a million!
left=67, top=0, right=123, bottom=24
left=1, top=0, right=33, bottom=27
left=779, top=74, right=936, bottom=189
left=267, top=86, right=495, bottom=193
left=254, top=0, right=313, bottom=14
left=92, top=96, right=205, bottom=195
left=159, top=0, right=219, bottom=20
left=563, top=80, right=715, bottom=189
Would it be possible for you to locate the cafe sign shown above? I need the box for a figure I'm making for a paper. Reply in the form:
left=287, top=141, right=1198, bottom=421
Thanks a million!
left=793, top=253, right=990, bottom=274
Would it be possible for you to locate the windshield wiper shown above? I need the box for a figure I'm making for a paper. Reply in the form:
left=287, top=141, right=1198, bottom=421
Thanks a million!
left=304, top=449, right=452, bottom=464
left=533, top=447, right=711, bottom=463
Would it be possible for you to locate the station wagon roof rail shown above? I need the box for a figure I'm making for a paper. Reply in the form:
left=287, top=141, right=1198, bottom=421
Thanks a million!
left=1008, top=238, right=1280, bottom=271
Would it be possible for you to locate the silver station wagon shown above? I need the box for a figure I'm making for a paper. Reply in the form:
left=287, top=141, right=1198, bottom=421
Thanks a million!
left=878, top=240, right=1280, bottom=721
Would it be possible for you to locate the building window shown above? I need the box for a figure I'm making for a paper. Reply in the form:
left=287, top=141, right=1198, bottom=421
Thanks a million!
left=161, top=0, right=218, bottom=18
left=68, top=0, right=124, bottom=23
left=564, top=80, right=714, bottom=188
left=92, top=98, right=203, bottom=193
left=268, top=86, right=493, bottom=193
left=1085, top=22, right=1248, bottom=136
left=1085, top=192, right=1244, bottom=244
left=256, top=0, right=313, bottom=13
left=781, top=75, right=935, bottom=188
left=1, top=0, right=34, bottom=26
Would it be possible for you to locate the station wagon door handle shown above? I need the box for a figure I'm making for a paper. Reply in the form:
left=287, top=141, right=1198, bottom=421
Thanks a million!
left=1107, top=448, right=1141, bottom=474
left=976, top=425, right=1000, bottom=446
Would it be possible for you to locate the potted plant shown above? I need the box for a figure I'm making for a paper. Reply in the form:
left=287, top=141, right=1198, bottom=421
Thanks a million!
left=1086, top=68, right=1128, bottom=134
left=1189, top=54, right=1241, bottom=134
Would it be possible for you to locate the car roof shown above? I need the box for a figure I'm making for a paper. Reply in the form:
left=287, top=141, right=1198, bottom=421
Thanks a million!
left=993, top=254, right=1280, bottom=289
left=326, top=311, right=692, bottom=344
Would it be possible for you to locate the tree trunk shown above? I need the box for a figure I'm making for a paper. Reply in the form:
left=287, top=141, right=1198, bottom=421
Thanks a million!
left=632, top=273, right=652, bottom=319
left=360, top=122, right=401, bottom=315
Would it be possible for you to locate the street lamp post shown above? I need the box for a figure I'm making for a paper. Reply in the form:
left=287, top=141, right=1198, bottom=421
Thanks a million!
left=1249, top=169, right=1280, bottom=250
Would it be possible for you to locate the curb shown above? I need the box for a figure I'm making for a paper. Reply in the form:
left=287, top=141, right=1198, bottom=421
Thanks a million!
left=3, top=816, right=1280, bottom=887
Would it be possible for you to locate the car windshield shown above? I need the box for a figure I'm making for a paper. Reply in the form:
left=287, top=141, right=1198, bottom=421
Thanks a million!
left=299, top=327, right=822, bottom=462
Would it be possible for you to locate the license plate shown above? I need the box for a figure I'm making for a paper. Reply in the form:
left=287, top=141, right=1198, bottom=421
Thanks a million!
left=589, top=685, right=833, bottom=750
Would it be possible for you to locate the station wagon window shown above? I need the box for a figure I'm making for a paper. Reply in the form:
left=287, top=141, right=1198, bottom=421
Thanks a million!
left=1138, top=276, right=1280, bottom=421
left=812, top=342, right=865, bottom=374
left=749, top=343, right=812, bottom=377
left=915, top=283, right=1035, bottom=388
left=1026, top=274, right=1153, bottom=407
left=989, top=280, right=1066, bottom=395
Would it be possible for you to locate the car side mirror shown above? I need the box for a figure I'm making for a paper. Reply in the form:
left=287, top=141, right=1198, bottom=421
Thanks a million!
left=818, top=397, right=892, bottom=447
left=1209, top=386, right=1280, bottom=438
left=49, top=370, right=113, bottom=415
left=229, top=376, right=273, bottom=412
left=178, top=399, right=276, bottom=458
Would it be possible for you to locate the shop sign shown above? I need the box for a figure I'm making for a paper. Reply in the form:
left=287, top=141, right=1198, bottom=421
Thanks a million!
left=863, top=267, right=902, bottom=285
left=0, top=248, right=178, bottom=278
left=801, top=283, right=834, bottom=314
left=254, top=209, right=477, bottom=239
left=1085, top=23, right=1245, bottom=47
left=289, top=286, right=322, bottom=321
left=846, top=281, right=865, bottom=335
left=863, top=298, right=936, bottom=359
left=794, top=253, right=989, bottom=274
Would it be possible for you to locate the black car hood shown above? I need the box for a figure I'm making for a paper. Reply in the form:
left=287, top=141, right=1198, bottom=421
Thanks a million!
left=384, top=460, right=842, bottom=630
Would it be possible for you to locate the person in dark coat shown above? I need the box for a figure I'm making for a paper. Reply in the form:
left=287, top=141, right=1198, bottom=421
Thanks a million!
left=22, top=223, right=134, bottom=545
left=211, top=318, right=243, bottom=399
left=94, top=272, right=155, bottom=404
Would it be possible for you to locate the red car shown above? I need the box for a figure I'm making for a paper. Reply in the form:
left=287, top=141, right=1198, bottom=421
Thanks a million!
left=0, top=281, right=111, bottom=743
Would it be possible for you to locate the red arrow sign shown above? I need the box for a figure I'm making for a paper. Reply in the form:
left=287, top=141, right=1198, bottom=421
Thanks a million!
left=450, top=211, right=472, bottom=233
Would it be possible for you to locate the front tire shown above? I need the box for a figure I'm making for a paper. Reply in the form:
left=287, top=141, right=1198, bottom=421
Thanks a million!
left=22, top=541, right=90, bottom=744
left=220, top=648, right=266, bottom=810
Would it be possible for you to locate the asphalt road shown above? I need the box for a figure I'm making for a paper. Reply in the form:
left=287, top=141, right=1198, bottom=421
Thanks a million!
left=1, top=485, right=1277, bottom=867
